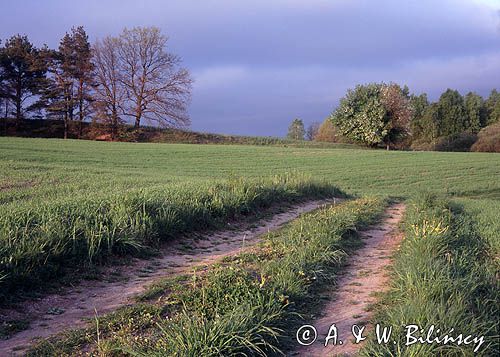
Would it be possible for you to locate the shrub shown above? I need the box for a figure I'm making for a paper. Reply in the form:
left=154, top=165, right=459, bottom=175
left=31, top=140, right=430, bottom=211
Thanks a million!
left=314, top=119, right=350, bottom=143
left=410, top=132, right=477, bottom=152
left=471, top=122, right=500, bottom=152
left=434, top=132, right=477, bottom=152
left=331, top=83, right=411, bottom=148
left=410, top=139, right=436, bottom=151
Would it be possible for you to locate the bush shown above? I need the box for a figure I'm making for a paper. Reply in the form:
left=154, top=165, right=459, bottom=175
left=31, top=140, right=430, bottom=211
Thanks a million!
left=314, top=119, right=353, bottom=143
left=330, top=83, right=411, bottom=148
left=410, top=139, right=436, bottom=151
left=434, top=132, right=477, bottom=152
left=411, top=132, right=478, bottom=152
left=471, top=122, right=500, bottom=152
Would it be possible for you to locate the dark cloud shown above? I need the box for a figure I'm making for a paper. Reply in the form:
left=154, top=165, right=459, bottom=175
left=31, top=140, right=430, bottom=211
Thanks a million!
left=1, top=0, right=499, bottom=136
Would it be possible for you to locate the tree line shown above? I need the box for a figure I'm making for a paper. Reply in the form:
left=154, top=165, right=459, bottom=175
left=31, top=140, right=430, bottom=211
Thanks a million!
left=0, top=26, right=192, bottom=139
left=288, top=83, right=500, bottom=151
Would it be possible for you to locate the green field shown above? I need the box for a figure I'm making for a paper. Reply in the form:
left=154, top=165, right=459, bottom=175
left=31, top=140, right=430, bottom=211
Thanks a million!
left=1, top=137, right=499, bottom=355
left=1, top=136, right=498, bottom=245
left=1, top=136, right=498, bottom=289
left=2, top=137, right=499, bottom=201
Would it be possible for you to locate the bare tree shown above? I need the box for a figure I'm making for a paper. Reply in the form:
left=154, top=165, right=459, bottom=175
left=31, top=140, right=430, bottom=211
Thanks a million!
left=117, top=27, right=192, bottom=129
left=92, top=37, right=124, bottom=139
left=306, top=121, right=320, bottom=140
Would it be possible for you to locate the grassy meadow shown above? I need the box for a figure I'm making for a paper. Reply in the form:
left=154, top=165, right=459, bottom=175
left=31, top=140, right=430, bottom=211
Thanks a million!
left=1, top=136, right=499, bottom=355
left=1, top=137, right=499, bottom=283
left=1, top=137, right=499, bottom=202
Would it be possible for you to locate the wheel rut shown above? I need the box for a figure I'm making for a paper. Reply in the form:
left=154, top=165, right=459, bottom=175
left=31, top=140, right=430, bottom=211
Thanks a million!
left=295, top=203, right=405, bottom=357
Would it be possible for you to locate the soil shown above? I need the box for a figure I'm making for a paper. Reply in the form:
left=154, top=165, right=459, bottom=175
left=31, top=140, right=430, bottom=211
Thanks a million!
left=0, top=181, right=34, bottom=192
left=295, top=203, right=405, bottom=357
left=0, top=198, right=339, bottom=356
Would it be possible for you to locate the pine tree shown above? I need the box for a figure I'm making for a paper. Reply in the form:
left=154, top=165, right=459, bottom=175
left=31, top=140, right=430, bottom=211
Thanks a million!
left=0, top=39, right=7, bottom=120
left=436, top=89, right=467, bottom=136
left=72, top=27, right=94, bottom=137
left=287, top=118, right=305, bottom=140
left=0, top=35, right=47, bottom=121
left=464, top=92, right=487, bottom=133
left=41, top=42, right=74, bottom=139
left=41, top=27, right=94, bottom=139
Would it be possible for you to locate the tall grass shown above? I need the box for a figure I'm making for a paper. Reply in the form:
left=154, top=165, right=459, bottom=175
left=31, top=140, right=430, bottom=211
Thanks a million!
left=360, top=193, right=499, bottom=356
left=0, top=174, right=343, bottom=301
left=457, top=197, right=500, bottom=261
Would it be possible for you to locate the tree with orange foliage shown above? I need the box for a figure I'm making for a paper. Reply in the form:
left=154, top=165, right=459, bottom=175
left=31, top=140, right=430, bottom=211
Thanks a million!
left=315, top=119, right=337, bottom=142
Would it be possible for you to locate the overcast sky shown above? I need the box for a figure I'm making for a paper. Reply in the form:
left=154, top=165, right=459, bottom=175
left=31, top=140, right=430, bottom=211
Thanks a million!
left=1, top=0, right=499, bottom=136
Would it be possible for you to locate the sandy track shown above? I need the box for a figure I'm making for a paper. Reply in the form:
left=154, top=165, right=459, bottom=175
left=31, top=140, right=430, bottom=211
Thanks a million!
left=0, top=198, right=339, bottom=356
left=296, top=203, right=405, bottom=357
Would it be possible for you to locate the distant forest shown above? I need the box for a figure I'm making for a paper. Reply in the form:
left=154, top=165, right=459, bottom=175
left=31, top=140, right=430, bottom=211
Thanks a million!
left=290, top=84, right=499, bottom=153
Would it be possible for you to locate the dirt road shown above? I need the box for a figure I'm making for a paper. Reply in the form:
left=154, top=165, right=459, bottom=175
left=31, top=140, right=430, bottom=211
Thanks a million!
left=0, top=199, right=339, bottom=356
left=296, top=203, right=405, bottom=356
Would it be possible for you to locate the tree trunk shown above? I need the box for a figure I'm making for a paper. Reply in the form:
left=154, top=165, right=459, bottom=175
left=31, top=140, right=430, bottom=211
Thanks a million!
left=15, top=82, right=22, bottom=125
left=15, top=100, right=21, bottom=121
left=134, top=96, right=143, bottom=129
left=2, top=102, right=7, bottom=134
left=79, top=98, right=84, bottom=138
left=78, top=80, right=84, bottom=138
left=68, top=90, right=74, bottom=122
left=64, top=113, right=68, bottom=139
left=111, top=107, right=118, bottom=140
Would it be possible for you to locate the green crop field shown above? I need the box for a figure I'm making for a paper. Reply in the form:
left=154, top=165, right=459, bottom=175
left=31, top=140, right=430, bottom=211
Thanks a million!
left=1, top=136, right=498, bottom=250
left=1, top=137, right=499, bottom=201
left=1, top=136, right=498, bottom=278
left=1, top=137, right=499, bottom=355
